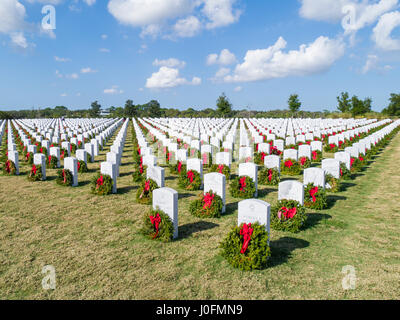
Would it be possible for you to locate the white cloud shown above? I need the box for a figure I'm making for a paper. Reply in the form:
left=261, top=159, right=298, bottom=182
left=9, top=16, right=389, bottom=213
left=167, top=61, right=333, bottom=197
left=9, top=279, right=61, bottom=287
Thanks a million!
left=104, top=85, right=124, bottom=94
left=153, top=58, right=186, bottom=69
left=224, top=36, right=346, bottom=83
left=145, top=66, right=201, bottom=89
left=81, top=67, right=97, bottom=73
left=101, top=34, right=108, bottom=39
left=55, top=70, right=63, bottom=78
left=55, top=56, right=71, bottom=62
left=99, top=48, right=110, bottom=53
left=202, top=0, right=241, bottom=29
left=0, top=0, right=27, bottom=48
left=215, top=67, right=231, bottom=78
left=173, top=15, right=201, bottom=38
left=372, top=11, right=400, bottom=50
left=234, top=86, right=242, bottom=92
left=66, top=73, right=79, bottom=79
left=10, top=32, right=27, bottom=48
left=362, top=54, right=378, bottom=73
left=207, top=49, right=236, bottom=65
left=60, top=93, right=67, bottom=97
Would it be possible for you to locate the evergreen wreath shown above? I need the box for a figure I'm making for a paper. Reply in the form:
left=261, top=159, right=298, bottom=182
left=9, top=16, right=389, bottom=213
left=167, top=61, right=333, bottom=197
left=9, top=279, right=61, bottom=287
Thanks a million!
left=189, top=191, right=224, bottom=218
left=77, top=160, right=88, bottom=173
left=230, top=176, right=256, bottom=199
left=60, top=148, right=68, bottom=160
left=178, top=169, right=202, bottom=191
left=141, top=208, right=174, bottom=242
left=56, top=169, right=73, bottom=186
left=220, top=222, right=271, bottom=271
left=299, top=156, right=311, bottom=169
left=325, top=173, right=341, bottom=193
left=27, top=164, right=43, bottom=182
left=46, top=155, right=58, bottom=169
left=91, top=173, right=114, bottom=195
left=209, top=164, right=230, bottom=180
left=132, top=164, right=147, bottom=183
left=2, top=160, right=17, bottom=175
left=340, top=163, right=352, bottom=180
left=136, top=179, right=158, bottom=205
left=324, top=143, right=339, bottom=153
left=259, top=167, right=280, bottom=186
left=254, top=152, right=268, bottom=166
left=169, top=161, right=186, bottom=175
left=304, top=183, right=328, bottom=210
left=311, top=150, right=322, bottom=163
left=281, top=158, right=301, bottom=175
left=25, top=152, right=33, bottom=165
left=271, top=200, right=307, bottom=233
left=201, top=152, right=213, bottom=168
left=350, top=157, right=362, bottom=173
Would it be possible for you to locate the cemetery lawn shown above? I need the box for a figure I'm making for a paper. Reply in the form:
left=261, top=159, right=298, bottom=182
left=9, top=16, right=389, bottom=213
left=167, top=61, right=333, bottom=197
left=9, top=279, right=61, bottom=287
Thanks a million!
left=1, top=125, right=400, bottom=300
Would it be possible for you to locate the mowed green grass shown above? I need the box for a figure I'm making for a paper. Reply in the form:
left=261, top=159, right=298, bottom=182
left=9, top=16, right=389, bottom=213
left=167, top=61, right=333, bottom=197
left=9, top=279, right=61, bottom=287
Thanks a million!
left=1, top=124, right=400, bottom=300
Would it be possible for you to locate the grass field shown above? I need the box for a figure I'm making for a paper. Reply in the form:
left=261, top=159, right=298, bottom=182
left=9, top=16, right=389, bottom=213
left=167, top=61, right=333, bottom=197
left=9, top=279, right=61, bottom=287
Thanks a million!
left=1, top=123, right=400, bottom=300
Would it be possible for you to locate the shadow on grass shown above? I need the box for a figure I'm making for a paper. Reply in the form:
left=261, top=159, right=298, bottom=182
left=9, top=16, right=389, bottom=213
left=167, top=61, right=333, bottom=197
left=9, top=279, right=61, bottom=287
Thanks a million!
left=327, top=195, right=347, bottom=209
left=118, top=185, right=138, bottom=194
left=258, top=187, right=275, bottom=198
left=225, top=201, right=239, bottom=216
left=78, top=180, right=91, bottom=187
left=304, top=213, right=332, bottom=230
left=119, top=171, right=133, bottom=178
left=165, top=176, right=177, bottom=181
left=340, top=182, right=356, bottom=191
left=178, top=221, right=219, bottom=240
left=179, top=192, right=196, bottom=199
left=268, top=237, right=310, bottom=268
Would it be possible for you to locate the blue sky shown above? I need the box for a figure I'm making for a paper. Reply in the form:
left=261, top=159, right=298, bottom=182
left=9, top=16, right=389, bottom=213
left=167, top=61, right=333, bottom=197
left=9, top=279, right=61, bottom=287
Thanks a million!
left=1, top=0, right=400, bottom=112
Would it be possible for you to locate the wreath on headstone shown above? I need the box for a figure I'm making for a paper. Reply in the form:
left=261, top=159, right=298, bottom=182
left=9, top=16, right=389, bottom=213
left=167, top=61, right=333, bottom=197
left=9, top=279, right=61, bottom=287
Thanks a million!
left=350, top=157, right=362, bottom=173
left=136, top=178, right=158, bottom=204
left=164, top=147, right=171, bottom=165
left=56, top=169, right=73, bottom=186
left=230, top=176, right=256, bottom=199
left=304, top=183, right=328, bottom=210
left=324, top=143, right=339, bottom=153
left=46, top=155, right=58, bottom=169
left=201, top=152, right=213, bottom=168
left=340, top=163, right=352, bottom=180
left=325, top=173, right=341, bottom=193
left=178, top=170, right=202, bottom=191
left=189, top=191, right=223, bottom=218
left=132, top=163, right=147, bottom=183
left=281, top=158, right=301, bottom=175
left=271, top=200, right=307, bottom=233
left=25, top=152, right=33, bottom=165
left=170, top=161, right=186, bottom=175
left=209, top=164, right=230, bottom=180
left=299, top=157, right=311, bottom=169
left=27, top=164, right=43, bottom=182
left=311, top=150, right=322, bottom=163
left=77, top=160, right=88, bottom=173
left=254, top=152, right=267, bottom=166
left=70, top=144, right=77, bottom=155
left=220, top=222, right=271, bottom=271
left=2, top=160, right=17, bottom=175
left=91, top=173, right=114, bottom=195
left=60, top=148, right=68, bottom=160
left=286, top=144, right=297, bottom=150
left=141, top=208, right=174, bottom=243
left=38, top=146, right=47, bottom=155
left=259, top=168, right=280, bottom=186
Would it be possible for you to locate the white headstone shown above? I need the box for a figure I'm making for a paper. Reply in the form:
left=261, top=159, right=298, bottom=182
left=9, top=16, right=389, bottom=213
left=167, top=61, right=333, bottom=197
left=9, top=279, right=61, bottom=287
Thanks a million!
left=153, top=188, right=179, bottom=239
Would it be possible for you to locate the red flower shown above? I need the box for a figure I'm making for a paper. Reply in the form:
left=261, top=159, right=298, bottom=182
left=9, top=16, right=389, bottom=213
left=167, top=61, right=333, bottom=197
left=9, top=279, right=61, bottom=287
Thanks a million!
left=150, top=213, right=162, bottom=239
left=203, top=192, right=215, bottom=210
left=187, top=170, right=195, bottom=183
left=284, top=160, right=294, bottom=168
left=240, top=223, right=253, bottom=254
left=239, top=177, right=247, bottom=191
left=310, top=187, right=319, bottom=203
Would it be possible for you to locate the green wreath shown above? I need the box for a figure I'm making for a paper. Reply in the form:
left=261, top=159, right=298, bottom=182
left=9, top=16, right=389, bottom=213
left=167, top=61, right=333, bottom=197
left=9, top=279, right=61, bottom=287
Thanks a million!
left=350, top=157, right=362, bottom=173
left=70, top=144, right=77, bottom=155
left=2, top=160, right=17, bottom=175
left=209, top=164, right=230, bottom=180
left=259, top=167, right=280, bottom=186
left=254, top=152, right=268, bottom=166
left=281, top=158, right=301, bottom=176
left=271, top=200, right=307, bottom=233
left=46, top=155, right=59, bottom=169
left=25, top=152, right=33, bottom=165
left=201, top=153, right=213, bottom=168
left=230, top=176, right=256, bottom=199
left=91, top=173, right=114, bottom=195
left=299, top=157, right=311, bottom=169
left=178, top=170, right=202, bottom=191
left=38, top=146, right=47, bottom=155
left=169, top=162, right=186, bottom=175
left=189, top=191, right=223, bottom=218
left=136, top=178, right=158, bottom=205
left=324, top=143, right=339, bottom=153
left=27, top=164, right=43, bottom=182
left=77, top=160, right=88, bottom=173
left=56, top=169, right=73, bottom=186
left=60, top=148, right=68, bottom=160
left=220, top=222, right=270, bottom=271
left=304, top=183, right=328, bottom=210
left=311, top=150, right=322, bottom=163
left=141, top=208, right=174, bottom=242
left=340, top=163, right=352, bottom=180
left=132, top=164, right=147, bottom=183
left=325, top=173, right=341, bottom=193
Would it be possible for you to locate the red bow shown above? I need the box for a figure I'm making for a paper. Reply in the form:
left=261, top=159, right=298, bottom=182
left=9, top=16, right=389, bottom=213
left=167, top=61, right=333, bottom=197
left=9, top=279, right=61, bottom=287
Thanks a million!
left=26, top=152, right=30, bottom=161
left=268, top=169, right=273, bottom=182
left=187, top=170, right=195, bottom=183
left=278, top=207, right=297, bottom=220
left=62, top=169, right=67, bottom=184
left=137, top=147, right=141, bottom=155
left=329, top=144, right=336, bottom=150
left=31, top=165, right=37, bottom=175
left=178, top=162, right=182, bottom=173
left=310, top=187, right=319, bottom=202
left=340, top=168, right=343, bottom=177
left=284, top=160, right=293, bottom=168
left=167, top=153, right=171, bottom=161
left=312, top=151, right=317, bottom=160
left=203, top=193, right=215, bottom=209
left=5, top=160, right=11, bottom=173
left=77, top=161, right=81, bottom=170
left=359, top=156, right=364, bottom=162
left=96, top=175, right=104, bottom=189
left=48, top=156, right=52, bottom=163
left=239, top=177, right=247, bottom=191
left=218, top=164, right=224, bottom=174
left=261, top=152, right=266, bottom=162
left=240, top=223, right=253, bottom=254
left=300, top=157, right=307, bottom=166
left=150, top=213, right=162, bottom=239
left=350, top=158, right=355, bottom=168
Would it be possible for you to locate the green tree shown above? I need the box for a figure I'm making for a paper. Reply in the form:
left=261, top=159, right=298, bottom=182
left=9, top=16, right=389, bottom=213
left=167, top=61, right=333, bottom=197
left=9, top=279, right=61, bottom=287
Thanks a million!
left=382, top=93, right=400, bottom=116
left=337, top=92, right=351, bottom=113
left=90, top=101, right=101, bottom=117
left=124, top=100, right=137, bottom=118
left=216, top=93, right=232, bottom=117
left=288, top=94, right=301, bottom=114
left=147, top=100, right=162, bottom=117
left=350, top=96, right=371, bottom=117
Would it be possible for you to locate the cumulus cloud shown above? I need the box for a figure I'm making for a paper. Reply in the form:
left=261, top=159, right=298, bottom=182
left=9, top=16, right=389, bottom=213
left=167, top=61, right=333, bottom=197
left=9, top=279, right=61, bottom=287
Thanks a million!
left=202, top=0, right=241, bottom=29
left=372, top=11, right=400, bottom=50
left=55, top=56, right=71, bottom=62
left=207, top=49, right=237, bottom=65
left=99, top=48, right=110, bottom=53
left=173, top=15, right=201, bottom=38
left=0, top=0, right=28, bottom=48
left=362, top=54, right=378, bottom=73
left=104, top=85, right=124, bottom=94
left=81, top=67, right=97, bottom=73
left=153, top=58, right=186, bottom=69
left=224, top=36, right=346, bottom=83
left=146, top=66, right=201, bottom=89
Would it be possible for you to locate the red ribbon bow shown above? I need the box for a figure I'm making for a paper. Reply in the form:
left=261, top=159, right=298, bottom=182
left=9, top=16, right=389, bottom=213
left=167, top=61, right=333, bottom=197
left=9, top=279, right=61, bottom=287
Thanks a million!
left=150, top=213, right=161, bottom=239
left=218, top=165, right=224, bottom=174
left=278, top=207, right=297, bottom=220
left=77, top=161, right=81, bottom=170
left=178, top=162, right=182, bottom=173
left=268, top=169, right=273, bottom=182
left=96, top=175, right=104, bottom=189
left=239, top=177, right=247, bottom=191
left=31, top=165, right=37, bottom=175
left=240, top=223, right=253, bottom=254
left=284, top=160, right=294, bottom=168
left=312, top=151, right=318, bottom=160
left=300, top=157, right=307, bottom=166
left=187, top=170, right=195, bottom=183
left=5, top=160, right=11, bottom=173
left=310, top=187, right=319, bottom=202
left=261, top=152, right=266, bottom=162
left=203, top=193, right=215, bottom=209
